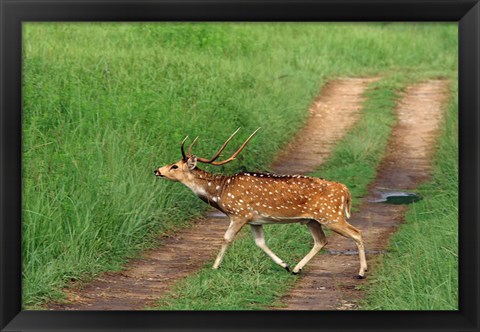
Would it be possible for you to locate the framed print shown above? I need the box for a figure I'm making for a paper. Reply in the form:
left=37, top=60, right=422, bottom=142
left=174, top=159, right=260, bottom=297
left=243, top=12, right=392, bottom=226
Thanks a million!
left=1, top=1, right=479, bottom=331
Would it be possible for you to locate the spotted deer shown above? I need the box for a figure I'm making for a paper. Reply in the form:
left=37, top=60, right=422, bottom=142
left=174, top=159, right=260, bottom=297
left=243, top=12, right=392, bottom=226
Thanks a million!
left=154, top=129, right=367, bottom=278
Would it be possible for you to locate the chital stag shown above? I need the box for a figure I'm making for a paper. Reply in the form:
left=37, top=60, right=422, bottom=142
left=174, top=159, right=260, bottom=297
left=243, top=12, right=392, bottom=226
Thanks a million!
left=154, top=129, right=367, bottom=278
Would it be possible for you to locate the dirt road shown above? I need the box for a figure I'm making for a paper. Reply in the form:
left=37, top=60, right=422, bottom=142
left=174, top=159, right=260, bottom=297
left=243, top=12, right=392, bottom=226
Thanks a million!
left=277, top=79, right=449, bottom=310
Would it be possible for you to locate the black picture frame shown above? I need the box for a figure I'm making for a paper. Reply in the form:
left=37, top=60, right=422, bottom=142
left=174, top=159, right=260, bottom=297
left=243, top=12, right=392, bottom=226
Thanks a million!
left=1, top=1, right=478, bottom=331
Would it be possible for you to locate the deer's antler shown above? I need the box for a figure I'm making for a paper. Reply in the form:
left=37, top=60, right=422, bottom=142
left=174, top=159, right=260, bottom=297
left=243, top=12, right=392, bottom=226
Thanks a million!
left=181, top=128, right=260, bottom=165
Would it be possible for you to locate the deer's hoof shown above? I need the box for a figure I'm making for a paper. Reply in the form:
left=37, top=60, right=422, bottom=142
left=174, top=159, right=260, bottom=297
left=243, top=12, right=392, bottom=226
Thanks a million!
left=292, top=269, right=302, bottom=275
left=284, top=265, right=291, bottom=273
left=354, top=274, right=366, bottom=279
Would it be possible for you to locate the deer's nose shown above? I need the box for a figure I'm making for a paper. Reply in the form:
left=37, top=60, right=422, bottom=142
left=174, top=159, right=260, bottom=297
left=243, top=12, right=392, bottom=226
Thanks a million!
left=154, top=169, right=162, bottom=176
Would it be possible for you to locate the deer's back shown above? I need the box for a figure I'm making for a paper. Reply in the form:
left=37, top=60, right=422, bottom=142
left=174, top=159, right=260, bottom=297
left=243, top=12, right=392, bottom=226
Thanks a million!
left=219, top=172, right=349, bottom=222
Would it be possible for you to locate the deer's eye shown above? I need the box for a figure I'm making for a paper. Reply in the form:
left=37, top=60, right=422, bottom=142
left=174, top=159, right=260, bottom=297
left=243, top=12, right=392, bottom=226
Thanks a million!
left=170, top=165, right=179, bottom=170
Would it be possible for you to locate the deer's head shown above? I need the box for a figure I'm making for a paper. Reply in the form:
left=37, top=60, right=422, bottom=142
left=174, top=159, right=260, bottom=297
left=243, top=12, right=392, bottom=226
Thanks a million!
left=154, top=128, right=260, bottom=182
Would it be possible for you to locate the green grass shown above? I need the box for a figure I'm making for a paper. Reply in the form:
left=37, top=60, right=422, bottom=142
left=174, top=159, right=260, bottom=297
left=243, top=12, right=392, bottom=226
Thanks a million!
left=22, top=22, right=457, bottom=308
left=361, top=78, right=458, bottom=310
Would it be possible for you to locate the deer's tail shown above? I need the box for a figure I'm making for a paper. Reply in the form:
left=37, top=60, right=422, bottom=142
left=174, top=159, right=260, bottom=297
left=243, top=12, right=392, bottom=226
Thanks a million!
left=343, top=187, right=352, bottom=219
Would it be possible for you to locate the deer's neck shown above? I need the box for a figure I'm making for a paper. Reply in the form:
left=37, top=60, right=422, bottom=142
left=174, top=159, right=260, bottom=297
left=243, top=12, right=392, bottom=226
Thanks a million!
left=184, top=168, right=227, bottom=199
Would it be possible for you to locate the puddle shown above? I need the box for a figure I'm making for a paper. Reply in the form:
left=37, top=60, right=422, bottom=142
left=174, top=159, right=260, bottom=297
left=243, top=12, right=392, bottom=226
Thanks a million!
left=370, top=190, right=422, bottom=205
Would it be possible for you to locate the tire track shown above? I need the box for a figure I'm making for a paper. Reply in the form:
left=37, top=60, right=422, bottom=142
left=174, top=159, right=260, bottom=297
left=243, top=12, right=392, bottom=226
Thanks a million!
left=272, top=77, right=379, bottom=174
left=277, top=79, right=449, bottom=310
left=45, top=77, right=378, bottom=310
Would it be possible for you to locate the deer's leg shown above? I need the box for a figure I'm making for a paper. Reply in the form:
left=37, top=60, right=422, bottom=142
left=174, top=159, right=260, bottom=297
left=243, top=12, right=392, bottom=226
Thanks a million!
left=251, top=224, right=290, bottom=272
left=213, top=218, right=246, bottom=269
left=325, top=221, right=367, bottom=279
left=292, top=220, right=328, bottom=274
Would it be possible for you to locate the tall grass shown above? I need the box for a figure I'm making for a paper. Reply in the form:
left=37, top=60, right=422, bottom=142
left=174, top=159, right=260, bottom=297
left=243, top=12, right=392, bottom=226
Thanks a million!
left=22, top=23, right=457, bottom=307
left=362, top=78, right=458, bottom=310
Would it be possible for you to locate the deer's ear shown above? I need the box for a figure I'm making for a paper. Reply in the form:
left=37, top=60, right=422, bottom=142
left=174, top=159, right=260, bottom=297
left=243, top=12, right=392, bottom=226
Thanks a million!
left=186, top=156, right=197, bottom=170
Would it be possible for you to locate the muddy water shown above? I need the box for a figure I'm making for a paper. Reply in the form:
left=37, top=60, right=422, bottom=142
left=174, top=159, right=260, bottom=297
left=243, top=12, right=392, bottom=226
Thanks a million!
left=370, top=190, right=422, bottom=204
left=278, top=80, right=449, bottom=310
left=46, top=77, right=377, bottom=310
